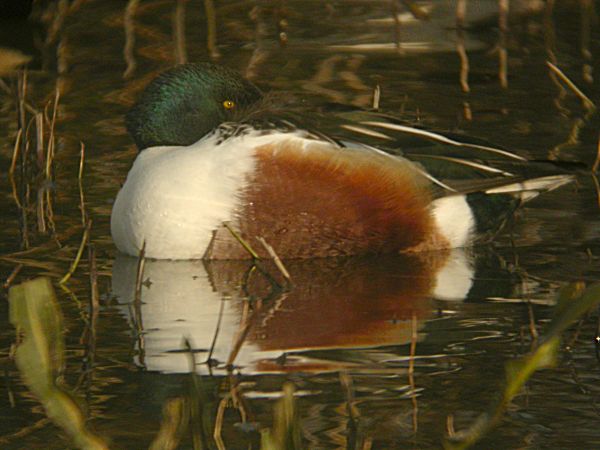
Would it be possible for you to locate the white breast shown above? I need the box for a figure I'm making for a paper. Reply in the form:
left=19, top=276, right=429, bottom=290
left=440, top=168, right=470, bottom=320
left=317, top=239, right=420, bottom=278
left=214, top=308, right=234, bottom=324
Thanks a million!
left=111, top=133, right=259, bottom=259
left=111, top=130, right=314, bottom=259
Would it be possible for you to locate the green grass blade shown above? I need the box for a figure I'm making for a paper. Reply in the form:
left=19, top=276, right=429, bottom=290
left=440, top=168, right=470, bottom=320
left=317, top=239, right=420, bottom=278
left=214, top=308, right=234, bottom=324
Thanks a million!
left=9, top=277, right=108, bottom=450
left=444, top=283, right=600, bottom=449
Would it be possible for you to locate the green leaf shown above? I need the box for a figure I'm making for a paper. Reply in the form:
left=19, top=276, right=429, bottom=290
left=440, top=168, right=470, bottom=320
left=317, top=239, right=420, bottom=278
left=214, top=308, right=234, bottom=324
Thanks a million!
left=9, top=277, right=108, bottom=450
left=445, top=282, right=600, bottom=450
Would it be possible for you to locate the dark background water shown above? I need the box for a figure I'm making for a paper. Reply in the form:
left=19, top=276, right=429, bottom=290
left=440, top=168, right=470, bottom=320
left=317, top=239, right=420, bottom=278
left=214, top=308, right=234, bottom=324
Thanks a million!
left=1, top=1, right=600, bottom=448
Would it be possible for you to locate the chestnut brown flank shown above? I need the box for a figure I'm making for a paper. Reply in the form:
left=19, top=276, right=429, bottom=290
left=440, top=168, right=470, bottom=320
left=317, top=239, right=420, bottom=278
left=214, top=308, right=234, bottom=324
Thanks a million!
left=206, top=139, right=435, bottom=259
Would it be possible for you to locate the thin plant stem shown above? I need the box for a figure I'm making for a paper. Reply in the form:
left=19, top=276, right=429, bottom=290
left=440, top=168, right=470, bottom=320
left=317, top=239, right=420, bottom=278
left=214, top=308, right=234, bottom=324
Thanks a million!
left=59, top=219, right=92, bottom=285
left=546, top=61, right=596, bottom=111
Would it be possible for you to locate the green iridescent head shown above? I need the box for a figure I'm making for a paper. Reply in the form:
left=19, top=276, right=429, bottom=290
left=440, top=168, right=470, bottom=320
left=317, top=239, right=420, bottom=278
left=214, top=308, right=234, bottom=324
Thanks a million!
left=126, top=63, right=262, bottom=150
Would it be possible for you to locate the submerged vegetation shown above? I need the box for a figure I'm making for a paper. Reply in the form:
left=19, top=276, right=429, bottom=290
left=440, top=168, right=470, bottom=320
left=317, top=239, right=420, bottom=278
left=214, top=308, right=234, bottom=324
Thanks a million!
left=1, top=0, right=600, bottom=448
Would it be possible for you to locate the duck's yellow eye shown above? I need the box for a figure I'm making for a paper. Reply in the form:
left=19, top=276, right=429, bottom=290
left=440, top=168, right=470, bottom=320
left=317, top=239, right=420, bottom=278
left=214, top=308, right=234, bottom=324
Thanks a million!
left=223, top=100, right=235, bottom=110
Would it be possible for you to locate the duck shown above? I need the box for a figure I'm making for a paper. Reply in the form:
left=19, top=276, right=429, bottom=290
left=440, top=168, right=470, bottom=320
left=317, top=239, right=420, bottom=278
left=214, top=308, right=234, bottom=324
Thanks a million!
left=111, top=63, right=574, bottom=260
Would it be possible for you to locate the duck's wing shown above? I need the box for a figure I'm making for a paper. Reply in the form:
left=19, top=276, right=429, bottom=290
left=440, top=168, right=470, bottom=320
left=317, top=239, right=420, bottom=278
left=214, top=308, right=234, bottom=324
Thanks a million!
left=303, top=106, right=585, bottom=187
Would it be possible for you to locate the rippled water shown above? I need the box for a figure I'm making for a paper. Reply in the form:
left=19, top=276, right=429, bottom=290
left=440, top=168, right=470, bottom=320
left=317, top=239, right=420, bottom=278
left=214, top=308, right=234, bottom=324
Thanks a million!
left=1, top=1, right=600, bottom=448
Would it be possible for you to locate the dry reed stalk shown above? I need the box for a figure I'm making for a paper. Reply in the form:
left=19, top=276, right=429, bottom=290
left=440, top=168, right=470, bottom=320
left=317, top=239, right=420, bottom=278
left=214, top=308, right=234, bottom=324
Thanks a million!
left=89, top=244, right=99, bottom=314
left=213, top=395, right=229, bottom=450
left=45, top=88, right=60, bottom=180
left=455, top=0, right=469, bottom=93
left=0, top=418, right=52, bottom=446
left=9, top=128, right=23, bottom=177
left=446, top=414, right=455, bottom=437
left=204, top=0, right=220, bottom=59
left=17, top=70, right=26, bottom=130
left=59, top=219, right=92, bottom=285
left=131, top=242, right=147, bottom=367
left=456, top=0, right=466, bottom=25
left=1, top=224, right=80, bottom=259
left=182, top=338, right=209, bottom=450
left=223, top=222, right=259, bottom=259
left=85, top=245, right=99, bottom=385
left=391, top=0, right=403, bottom=54
left=134, top=241, right=146, bottom=307
left=226, top=303, right=253, bottom=368
left=402, top=0, right=429, bottom=19
left=46, top=0, right=69, bottom=45
left=372, top=85, right=380, bottom=110
left=78, top=141, right=85, bottom=180
left=546, top=61, right=596, bottom=111
left=591, top=174, right=600, bottom=209
left=78, top=142, right=87, bottom=225
left=3, top=264, right=23, bottom=289
left=174, top=0, right=188, bottom=64
left=36, top=185, right=47, bottom=233
left=463, top=101, right=472, bottom=121
left=340, top=371, right=360, bottom=423
left=580, top=0, right=593, bottom=83
left=456, top=31, right=470, bottom=93
left=44, top=189, right=58, bottom=242
left=257, top=236, right=292, bottom=284
left=527, top=298, right=539, bottom=341
left=409, top=312, right=418, bottom=433
left=206, top=299, right=225, bottom=365
left=228, top=378, right=249, bottom=424
left=35, top=113, right=44, bottom=169
left=592, top=132, right=600, bottom=173
left=498, top=0, right=508, bottom=88
left=123, top=0, right=139, bottom=79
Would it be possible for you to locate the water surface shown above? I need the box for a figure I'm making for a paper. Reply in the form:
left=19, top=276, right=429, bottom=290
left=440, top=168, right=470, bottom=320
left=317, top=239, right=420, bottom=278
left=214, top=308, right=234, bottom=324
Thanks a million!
left=1, top=1, right=600, bottom=448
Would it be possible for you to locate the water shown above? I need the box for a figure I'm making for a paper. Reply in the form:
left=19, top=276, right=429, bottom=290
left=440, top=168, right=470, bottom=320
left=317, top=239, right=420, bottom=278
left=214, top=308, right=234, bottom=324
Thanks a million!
left=1, top=1, right=600, bottom=448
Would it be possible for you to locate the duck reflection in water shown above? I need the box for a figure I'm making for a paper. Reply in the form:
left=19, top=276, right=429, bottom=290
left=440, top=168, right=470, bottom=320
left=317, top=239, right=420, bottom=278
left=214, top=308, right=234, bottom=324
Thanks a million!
left=112, top=249, right=507, bottom=374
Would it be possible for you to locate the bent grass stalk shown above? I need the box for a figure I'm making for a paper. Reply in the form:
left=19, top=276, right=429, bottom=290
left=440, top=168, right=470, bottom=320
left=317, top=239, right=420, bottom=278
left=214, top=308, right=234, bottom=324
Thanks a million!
left=59, top=219, right=92, bottom=285
left=546, top=61, right=596, bottom=111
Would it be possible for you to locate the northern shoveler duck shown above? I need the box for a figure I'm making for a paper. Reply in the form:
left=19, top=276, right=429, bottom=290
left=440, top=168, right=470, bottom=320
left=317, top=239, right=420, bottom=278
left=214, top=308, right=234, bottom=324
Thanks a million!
left=111, top=63, right=574, bottom=260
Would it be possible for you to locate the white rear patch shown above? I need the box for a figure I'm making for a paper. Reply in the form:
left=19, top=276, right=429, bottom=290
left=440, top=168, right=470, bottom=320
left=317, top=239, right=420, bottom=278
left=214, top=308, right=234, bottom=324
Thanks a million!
left=430, top=195, right=475, bottom=248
